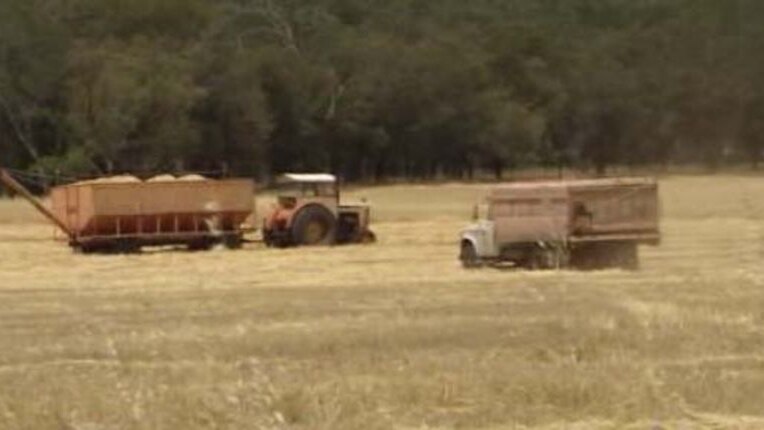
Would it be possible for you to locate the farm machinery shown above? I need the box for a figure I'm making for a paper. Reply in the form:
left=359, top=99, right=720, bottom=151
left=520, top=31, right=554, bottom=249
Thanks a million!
left=0, top=168, right=254, bottom=253
left=262, top=173, right=375, bottom=247
left=0, top=169, right=375, bottom=253
left=459, top=177, right=661, bottom=270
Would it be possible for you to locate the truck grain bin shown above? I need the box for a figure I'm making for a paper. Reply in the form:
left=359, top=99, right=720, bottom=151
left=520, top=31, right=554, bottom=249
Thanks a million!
left=0, top=169, right=254, bottom=253
left=459, top=177, right=660, bottom=270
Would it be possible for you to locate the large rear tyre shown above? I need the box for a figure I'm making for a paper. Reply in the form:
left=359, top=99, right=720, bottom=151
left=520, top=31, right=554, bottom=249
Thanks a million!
left=291, top=205, right=337, bottom=246
left=460, top=241, right=482, bottom=269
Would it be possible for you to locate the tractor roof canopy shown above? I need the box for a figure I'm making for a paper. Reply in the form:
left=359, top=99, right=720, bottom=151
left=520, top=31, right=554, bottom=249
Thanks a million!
left=275, top=173, right=338, bottom=198
left=276, top=173, right=337, bottom=184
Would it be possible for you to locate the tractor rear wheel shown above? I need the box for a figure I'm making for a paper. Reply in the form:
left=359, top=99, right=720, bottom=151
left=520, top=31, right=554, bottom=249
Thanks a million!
left=291, top=205, right=337, bottom=246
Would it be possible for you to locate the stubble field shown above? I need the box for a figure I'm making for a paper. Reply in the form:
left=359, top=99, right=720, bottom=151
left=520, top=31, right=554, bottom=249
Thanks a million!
left=2, top=176, right=764, bottom=429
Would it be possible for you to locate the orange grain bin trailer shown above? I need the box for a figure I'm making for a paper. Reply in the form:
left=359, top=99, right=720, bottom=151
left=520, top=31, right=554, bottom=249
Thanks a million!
left=1, top=169, right=254, bottom=253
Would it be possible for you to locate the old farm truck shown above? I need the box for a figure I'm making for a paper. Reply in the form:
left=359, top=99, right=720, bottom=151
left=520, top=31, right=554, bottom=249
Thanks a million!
left=459, top=178, right=660, bottom=270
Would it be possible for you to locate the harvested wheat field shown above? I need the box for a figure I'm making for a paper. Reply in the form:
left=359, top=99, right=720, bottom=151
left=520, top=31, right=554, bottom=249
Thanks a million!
left=2, top=176, right=764, bottom=429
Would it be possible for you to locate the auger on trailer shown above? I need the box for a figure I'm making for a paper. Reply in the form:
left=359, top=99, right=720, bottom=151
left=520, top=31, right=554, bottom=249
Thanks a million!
left=0, top=169, right=77, bottom=243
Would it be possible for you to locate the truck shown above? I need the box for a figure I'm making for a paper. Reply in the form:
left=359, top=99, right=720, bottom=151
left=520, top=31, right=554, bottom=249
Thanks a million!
left=459, top=177, right=660, bottom=270
left=262, top=173, right=375, bottom=247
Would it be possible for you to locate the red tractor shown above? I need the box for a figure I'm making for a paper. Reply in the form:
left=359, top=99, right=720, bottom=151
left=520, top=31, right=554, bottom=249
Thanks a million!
left=262, top=173, right=375, bottom=247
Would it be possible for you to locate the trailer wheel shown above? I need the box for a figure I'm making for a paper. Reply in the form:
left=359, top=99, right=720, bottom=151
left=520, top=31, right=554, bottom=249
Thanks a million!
left=187, top=239, right=214, bottom=251
left=222, top=234, right=243, bottom=250
left=263, top=228, right=290, bottom=248
left=460, top=241, right=482, bottom=269
left=75, top=240, right=139, bottom=254
left=291, top=205, right=336, bottom=246
left=74, top=244, right=97, bottom=254
left=115, top=239, right=141, bottom=254
left=262, top=229, right=275, bottom=247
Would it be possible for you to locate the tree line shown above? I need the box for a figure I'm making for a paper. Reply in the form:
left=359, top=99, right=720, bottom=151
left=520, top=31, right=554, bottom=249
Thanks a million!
left=2, top=0, right=764, bottom=183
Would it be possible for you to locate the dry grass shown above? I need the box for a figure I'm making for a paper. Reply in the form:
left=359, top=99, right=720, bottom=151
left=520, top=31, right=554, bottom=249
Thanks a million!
left=2, top=175, right=764, bottom=429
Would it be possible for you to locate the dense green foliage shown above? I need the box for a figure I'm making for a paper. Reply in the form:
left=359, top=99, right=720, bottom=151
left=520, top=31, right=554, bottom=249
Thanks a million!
left=2, top=0, right=764, bottom=180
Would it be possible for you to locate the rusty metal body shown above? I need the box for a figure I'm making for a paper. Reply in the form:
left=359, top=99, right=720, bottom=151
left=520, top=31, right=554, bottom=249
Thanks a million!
left=460, top=177, right=660, bottom=269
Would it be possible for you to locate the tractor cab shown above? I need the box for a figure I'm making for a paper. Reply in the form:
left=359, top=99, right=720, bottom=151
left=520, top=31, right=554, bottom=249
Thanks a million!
left=263, top=173, right=375, bottom=247
left=274, top=173, right=339, bottom=211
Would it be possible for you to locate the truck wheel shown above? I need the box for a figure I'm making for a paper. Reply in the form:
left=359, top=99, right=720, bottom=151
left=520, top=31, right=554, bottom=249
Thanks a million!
left=528, top=248, right=553, bottom=270
left=460, top=241, right=482, bottom=269
left=570, top=244, right=598, bottom=270
left=291, top=205, right=336, bottom=246
left=615, top=242, right=639, bottom=270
